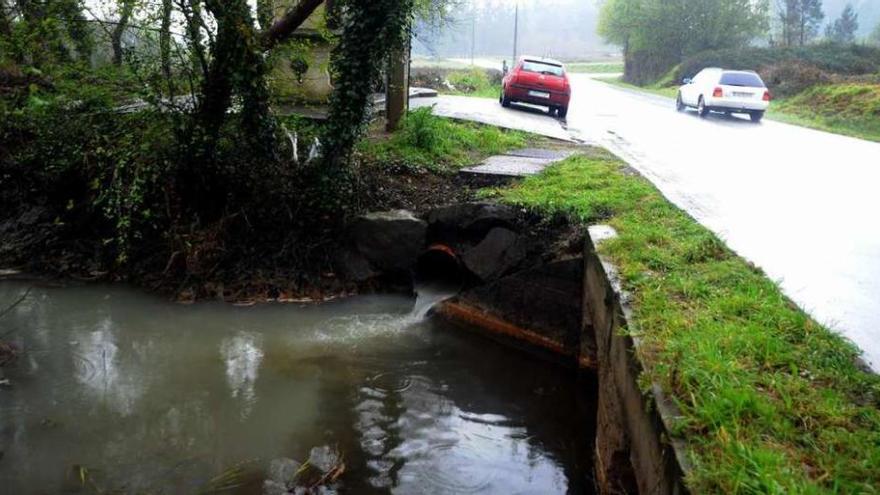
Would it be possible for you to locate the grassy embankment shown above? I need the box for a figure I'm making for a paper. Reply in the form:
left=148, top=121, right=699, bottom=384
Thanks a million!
left=566, top=61, right=624, bottom=74
left=484, top=151, right=880, bottom=493
left=769, top=84, right=880, bottom=142
left=358, top=108, right=528, bottom=172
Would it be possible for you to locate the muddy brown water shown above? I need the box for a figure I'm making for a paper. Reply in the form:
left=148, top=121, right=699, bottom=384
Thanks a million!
left=0, top=281, right=596, bottom=494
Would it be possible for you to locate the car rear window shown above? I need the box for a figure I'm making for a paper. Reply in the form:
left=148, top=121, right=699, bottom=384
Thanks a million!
left=720, top=72, right=765, bottom=88
left=522, top=60, right=564, bottom=77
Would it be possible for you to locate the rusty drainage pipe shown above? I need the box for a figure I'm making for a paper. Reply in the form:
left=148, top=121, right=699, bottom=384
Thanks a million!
left=415, top=244, right=466, bottom=291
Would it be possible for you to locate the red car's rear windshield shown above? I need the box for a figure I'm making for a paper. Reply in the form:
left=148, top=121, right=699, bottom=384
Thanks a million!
left=522, top=60, right=565, bottom=77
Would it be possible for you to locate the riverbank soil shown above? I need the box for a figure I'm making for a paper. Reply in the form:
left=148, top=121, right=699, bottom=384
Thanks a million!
left=0, top=114, right=568, bottom=303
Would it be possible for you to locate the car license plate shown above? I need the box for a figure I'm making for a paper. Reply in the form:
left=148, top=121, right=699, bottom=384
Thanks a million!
left=733, top=92, right=753, bottom=98
left=529, top=90, right=550, bottom=99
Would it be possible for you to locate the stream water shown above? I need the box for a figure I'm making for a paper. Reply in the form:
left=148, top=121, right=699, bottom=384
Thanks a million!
left=0, top=280, right=595, bottom=494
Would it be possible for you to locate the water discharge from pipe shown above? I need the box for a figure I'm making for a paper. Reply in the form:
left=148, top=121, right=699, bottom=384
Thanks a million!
left=409, top=282, right=458, bottom=322
left=409, top=244, right=466, bottom=322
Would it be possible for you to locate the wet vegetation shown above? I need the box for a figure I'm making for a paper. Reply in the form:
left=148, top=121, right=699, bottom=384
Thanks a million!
left=443, top=68, right=502, bottom=98
left=771, top=82, right=880, bottom=141
left=566, top=62, right=624, bottom=74
left=0, top=0, right=521, bottom=301
left=359, top=108, right=527, bottom=172
left=487, top=152, right=880, bottom=493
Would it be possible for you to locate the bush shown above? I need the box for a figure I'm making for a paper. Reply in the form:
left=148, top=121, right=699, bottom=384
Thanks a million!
left=358, top=108, right=527, bottom=171
left=760, top=60, right=833, bottom=97
left=447, top=69, right=492, bottom=92
left=401, top=106, right=440, bottom=150
left=673, top=43, right=880, bottom=88
left=781, top=83, right=880, bottom=118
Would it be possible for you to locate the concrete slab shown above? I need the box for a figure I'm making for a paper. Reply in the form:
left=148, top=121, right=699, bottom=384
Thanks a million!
left=460, top=148, right=574, bottom=180
left=410, top=87, right=439, bottom=99
left=506, top=148, right=576, bottom=160
left=461, top=155, right=559, bottom=178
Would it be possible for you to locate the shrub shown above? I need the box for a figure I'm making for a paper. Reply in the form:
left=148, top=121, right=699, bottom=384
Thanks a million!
left=670, top=43, right=880, bottom=94
left=401, top=106, right=440, bottom=150
left=676, top=44, right=880, bottom=81
left=760, top=60, right=833, bottom=97
left=447, top=69, right=492, bottom=93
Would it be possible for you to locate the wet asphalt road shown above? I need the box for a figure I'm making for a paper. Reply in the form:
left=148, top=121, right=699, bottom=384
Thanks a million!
left=415, top=74, right=880, bottom=371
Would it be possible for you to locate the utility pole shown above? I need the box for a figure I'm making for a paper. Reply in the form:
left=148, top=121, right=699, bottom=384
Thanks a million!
left=471, top=12, right=475, bottom=66
left=512, top=3, right=519, bottom=64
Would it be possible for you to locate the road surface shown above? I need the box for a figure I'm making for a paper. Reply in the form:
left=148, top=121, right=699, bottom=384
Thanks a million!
left=415, top=74, right=880, bottom=371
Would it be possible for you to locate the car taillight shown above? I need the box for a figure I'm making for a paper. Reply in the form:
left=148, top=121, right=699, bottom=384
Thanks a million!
left=763, top=90, right=771, bottom=102
left=712, top=87, right=723, bottom=98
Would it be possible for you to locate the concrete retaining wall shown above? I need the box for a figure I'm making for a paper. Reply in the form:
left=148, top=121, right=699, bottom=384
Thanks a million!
left=437, top=227, right=691, bottom=494
left=583, top=233, right=690, bottom=494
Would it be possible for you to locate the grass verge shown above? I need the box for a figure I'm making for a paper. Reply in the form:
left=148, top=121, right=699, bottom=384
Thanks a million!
left=485, top=151, right=880, bottom=493
left=358, top=108, right=527, bottom=172
left=441, top=69, right=502, bottom=99
left=599, top=76, right=679, bottom=99
left=566, top=62, right=625, bottom=74
left=769, top=84, right=880, bottom=142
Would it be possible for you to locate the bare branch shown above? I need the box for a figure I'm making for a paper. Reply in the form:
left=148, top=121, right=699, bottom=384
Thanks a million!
left=260, top=0, right=324, bottom=50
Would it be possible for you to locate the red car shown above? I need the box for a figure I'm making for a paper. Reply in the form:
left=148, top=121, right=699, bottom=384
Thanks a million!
left=500, top=57, right=571, bottom=118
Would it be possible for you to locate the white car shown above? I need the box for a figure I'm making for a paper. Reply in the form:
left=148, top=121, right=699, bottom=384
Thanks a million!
left=676, top=68, right=771, bottom=122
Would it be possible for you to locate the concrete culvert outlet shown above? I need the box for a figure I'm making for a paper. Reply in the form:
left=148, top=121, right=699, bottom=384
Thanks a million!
left=415, top=244, right=466, bottom=291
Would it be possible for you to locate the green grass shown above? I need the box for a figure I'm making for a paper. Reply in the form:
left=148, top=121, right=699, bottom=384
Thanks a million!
left=600, top=76, right=679, bottom=99
left=442, top=69, right=502, bottom=99
left=485, top=152, right=880, bottom=494
left=566, top=62, right=625, bottom=74
left=358, top=107, right=527, bottom=172
left=769, top=84, right=880, bottom=142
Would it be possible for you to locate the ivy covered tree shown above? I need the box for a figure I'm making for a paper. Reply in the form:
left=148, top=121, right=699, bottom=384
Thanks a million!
left=825, top=4, right=859, bottom=43
left=2, top=0, right=95, bottom=66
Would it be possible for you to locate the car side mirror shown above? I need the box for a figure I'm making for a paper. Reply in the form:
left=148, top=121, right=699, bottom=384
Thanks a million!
left=683, top=78, right=692, bottom=85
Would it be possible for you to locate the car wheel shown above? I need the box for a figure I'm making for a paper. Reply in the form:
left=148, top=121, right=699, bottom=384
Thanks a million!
left=697, top=97, right=709, bottom=118
left=750, top=111, right=764, bottom=123
left=558, top=106, right=569, bottom=119
left=675, top=93, right=685, bottom=112
left=501, top=91, right=511, bottom=108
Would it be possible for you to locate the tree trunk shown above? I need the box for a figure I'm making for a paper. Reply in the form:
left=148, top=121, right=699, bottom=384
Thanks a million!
left=160, top=0, right=174, bottom=96
left=385, top=41, right=410, bottom=132
left=180, top=0, right=209, bottom=80
left=0, top=2, right=11, bottom=38
left=197, top=0, right=274, bottom=158
left=256, top=0, right=273, bottom=29
left=261, top=0, right=324, bottom=49
left=111, top=0, right=135, bottom=65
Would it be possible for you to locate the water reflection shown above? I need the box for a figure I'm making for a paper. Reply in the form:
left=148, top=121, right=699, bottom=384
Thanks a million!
left=71, top=318, right=145, bottom=416
left=220, top=331, right=264, bottom=419
left=0, top=281, right=595, bottom=494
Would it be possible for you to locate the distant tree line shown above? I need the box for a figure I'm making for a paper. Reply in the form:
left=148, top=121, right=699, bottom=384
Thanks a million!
left=599, top=0, right=877, bottom=84
left=414, top=0, right=609, bottom=60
